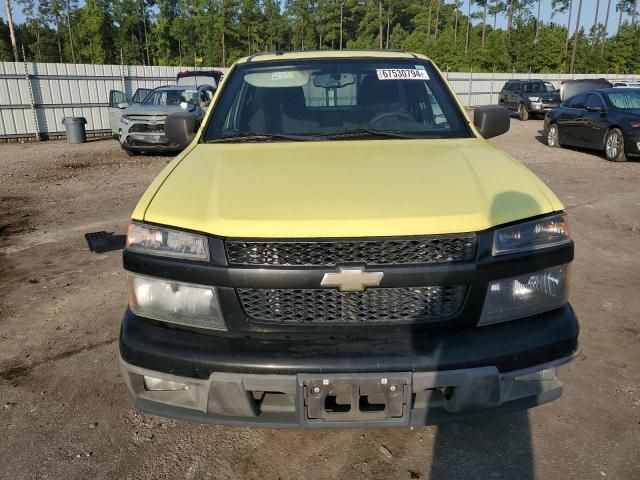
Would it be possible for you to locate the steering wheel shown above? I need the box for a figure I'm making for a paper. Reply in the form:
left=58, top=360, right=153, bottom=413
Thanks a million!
left=369, top=111, right=415, bottom=126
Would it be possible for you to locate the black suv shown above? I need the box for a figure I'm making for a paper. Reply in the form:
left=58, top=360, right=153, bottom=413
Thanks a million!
left=499, top=80, right=561, bottom=120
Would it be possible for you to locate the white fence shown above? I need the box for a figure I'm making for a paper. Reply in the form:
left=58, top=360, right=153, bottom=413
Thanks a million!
left=1, top=61, right=639, bottom=141
left=0, top=62, right=186, bottom=140
left=445, top=71, right=640, bottom=109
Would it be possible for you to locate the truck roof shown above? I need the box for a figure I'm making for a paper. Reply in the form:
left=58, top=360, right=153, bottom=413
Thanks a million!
left=236, top=50, right=429, bottom=64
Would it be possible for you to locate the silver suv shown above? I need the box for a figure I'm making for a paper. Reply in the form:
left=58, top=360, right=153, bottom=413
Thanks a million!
left=108, top=85, right=215, bottom=155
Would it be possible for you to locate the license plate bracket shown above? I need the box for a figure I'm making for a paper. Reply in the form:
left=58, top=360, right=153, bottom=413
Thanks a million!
left=298, top=373, right=411, bottom=426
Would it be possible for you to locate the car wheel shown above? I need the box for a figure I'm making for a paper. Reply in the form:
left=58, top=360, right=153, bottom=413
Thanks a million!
left=547, top=123, right=561, bottom=148
left=604, top=128, right=627, bottom=162
left=518, top=104, right=529, bottom=121
left=125, top=149, right=138, bottom=157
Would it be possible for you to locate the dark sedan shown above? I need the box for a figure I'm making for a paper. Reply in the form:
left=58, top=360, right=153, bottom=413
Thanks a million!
left=544, top=88, right=640, bottom=162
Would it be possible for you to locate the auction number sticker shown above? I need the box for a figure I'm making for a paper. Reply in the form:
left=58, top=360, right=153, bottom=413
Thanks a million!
left=376, top=68, right=429, bottom=80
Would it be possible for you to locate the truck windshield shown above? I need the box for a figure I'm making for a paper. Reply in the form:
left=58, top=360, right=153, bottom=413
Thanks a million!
left=203, top=59, right=471, bottom=141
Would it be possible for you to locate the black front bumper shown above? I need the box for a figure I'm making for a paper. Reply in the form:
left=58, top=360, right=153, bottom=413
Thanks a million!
left=120, top=306, right=578, bottom=377
left=119, top=306, right=579, bottom=427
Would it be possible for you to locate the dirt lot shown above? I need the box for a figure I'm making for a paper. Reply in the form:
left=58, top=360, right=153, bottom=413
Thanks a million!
left=1, top=122, right=639, bottom=480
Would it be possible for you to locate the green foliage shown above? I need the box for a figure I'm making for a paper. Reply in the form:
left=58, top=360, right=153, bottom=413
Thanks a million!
left=4, top=0, right=639, bottom=74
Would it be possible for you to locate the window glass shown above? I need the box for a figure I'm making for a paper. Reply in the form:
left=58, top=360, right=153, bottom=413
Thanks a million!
left=567, top=94, right=586, bottom=108
left=143, top=88, right=199, bottom=106
left=585, top=94, right=605, bottom=109
left=205, top=59, right=471, bottom=141
left=605, top=91, right=640, bottom=109
left=109, top=90, right=128, bottom=107
left=523, top=82, right=556, bottom=93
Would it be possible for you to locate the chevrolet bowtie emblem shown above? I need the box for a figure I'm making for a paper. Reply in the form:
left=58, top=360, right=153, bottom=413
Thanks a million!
left=320, top=266, right=384, bottom=292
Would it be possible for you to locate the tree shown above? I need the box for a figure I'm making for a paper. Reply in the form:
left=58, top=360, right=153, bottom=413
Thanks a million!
left=569, top=0, right=583, bottom=73
left=465, top=0, right=473, bottom=54
left=64, top=0, right=76, bottom=62
left=74, top=0, right=112, bottom=63
left=489, top=1, right=505, bottom=30
left=46, top=0, right=66, bottom=62
left=591, top=0, right=601, bottom=47
left=601, top=0, right=613, bottom=54
left=4, top=0, right=19, bottom=60
left=1, top=0, right=639, bottom=73
left=534, top=0, right=542, bottom=45
left=476, top=0, right=488, bottom=49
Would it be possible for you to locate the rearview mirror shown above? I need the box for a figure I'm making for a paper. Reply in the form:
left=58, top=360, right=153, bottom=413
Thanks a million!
left=473, top=106, right=510, bottom=139
left=165, top=111, right=198, bottom=148
left=117, top=102, right=129, bottom=109
left=312, top=72, right=356, bottom=89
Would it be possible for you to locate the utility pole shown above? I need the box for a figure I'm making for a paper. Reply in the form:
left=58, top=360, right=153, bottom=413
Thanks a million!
left=4, top=0, right=18, bottom=61
left=570, top=0, right=583, bottom=75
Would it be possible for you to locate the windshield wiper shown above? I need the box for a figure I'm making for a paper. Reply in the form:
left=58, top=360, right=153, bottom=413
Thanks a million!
left=206, top=132, right=317, bottom=143
left=320, top=129, right=443, bottom=140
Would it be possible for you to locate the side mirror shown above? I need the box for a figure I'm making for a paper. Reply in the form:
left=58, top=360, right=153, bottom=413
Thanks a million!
left=473, top=106, right=510, bottom=139
left=117, top=102, right=130, bottom=109
left=165, top=111, right=199, bottom=147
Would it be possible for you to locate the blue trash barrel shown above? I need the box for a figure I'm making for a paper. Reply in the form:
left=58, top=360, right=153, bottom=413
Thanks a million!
left=61, top=117, right=87, bottom=144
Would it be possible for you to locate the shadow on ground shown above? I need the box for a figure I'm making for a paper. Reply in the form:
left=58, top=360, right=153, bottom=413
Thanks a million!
left=428, top=413, right=533, bottom=479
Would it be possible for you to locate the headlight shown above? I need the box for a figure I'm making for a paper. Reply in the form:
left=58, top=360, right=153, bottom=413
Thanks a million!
left=529, top=96, right=540, bottom=102
left=493, top=214, right=570, bottom=255
left=127, top=223, right=209, bottom=261
left=120, top=115, right=131, bottom=125
left=128, top=274, right=226, bottom=330
left=478, top=264, right=569, bottom=326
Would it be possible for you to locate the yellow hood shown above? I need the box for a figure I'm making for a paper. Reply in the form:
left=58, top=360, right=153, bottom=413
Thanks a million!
left=137, top=139, right=563, bottom=238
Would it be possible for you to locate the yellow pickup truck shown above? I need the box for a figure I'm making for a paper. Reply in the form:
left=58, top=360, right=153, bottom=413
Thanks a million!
left=119, top=50, right=578, bottom=427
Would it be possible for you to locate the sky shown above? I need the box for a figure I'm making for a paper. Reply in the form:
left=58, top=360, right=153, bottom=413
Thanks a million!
left=0, top=0, right=633, bottom=37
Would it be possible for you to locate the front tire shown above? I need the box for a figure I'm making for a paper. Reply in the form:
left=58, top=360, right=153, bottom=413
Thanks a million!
left=518, top=104, right=529, bottom=121
left=125, top=149, right=138, bottom=157
left=547, top=123, right=561, bottom=148
left=604, top=128, right=627, bottom=162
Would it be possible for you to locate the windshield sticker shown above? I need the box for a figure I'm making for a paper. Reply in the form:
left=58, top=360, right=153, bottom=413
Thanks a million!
left=271, top=71, right=296, bottom=80
left=376, top=68, right=429, bottom=80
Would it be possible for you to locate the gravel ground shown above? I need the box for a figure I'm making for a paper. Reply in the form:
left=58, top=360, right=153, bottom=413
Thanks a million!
left=0, top=122, right=639, bottom=480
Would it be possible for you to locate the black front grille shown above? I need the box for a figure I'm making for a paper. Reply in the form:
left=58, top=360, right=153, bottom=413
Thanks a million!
left=129, top=122, right=164, bottom=133
left=237, top=286, right=467, bottom=324
left=226, top=236, right=477, bottom=266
